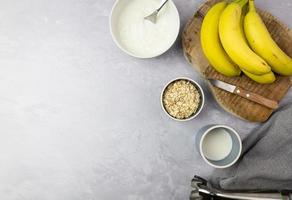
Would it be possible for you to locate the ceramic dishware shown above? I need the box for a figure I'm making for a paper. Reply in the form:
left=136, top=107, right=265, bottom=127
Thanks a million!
left=195, top=125, right=242, bottom=168
left=110, top=0, right=180, bottom=58
left=161, top=77, right=205, bottom=121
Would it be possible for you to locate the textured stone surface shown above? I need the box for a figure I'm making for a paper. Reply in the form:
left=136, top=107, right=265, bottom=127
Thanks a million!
left=0, top=0, right=291, bottom=199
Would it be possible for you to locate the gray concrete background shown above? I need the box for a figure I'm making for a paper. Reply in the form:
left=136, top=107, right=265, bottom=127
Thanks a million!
left=0, top=0, right=291, bottom=199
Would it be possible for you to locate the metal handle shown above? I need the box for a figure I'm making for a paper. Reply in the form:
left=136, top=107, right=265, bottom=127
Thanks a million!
left=216, top=191, right=285, bottom=200
left=157, top=0, right=169, bottom=12
left=191, top=176, right=291, bottom=200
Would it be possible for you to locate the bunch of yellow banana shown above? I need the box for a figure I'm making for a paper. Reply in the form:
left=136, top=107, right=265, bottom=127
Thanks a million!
left=200, top=0, right=292, bottom=84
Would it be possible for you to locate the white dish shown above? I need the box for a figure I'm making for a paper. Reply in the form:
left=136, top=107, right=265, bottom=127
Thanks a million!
left=110, top=0, right=180, bottom=58
left=196, top=125, right=242, bottom=169
left=161, top=77, right=205, bottom=121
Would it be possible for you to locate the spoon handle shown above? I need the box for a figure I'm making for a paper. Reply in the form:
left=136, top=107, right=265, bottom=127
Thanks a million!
left=157, top=0, right=169, bottom=12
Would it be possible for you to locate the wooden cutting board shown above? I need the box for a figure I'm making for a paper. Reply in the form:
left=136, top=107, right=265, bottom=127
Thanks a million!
left=182, top=0, right=292, bottom=122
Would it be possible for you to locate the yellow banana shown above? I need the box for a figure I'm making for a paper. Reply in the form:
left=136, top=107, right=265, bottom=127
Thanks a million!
left=201, top=2, right=241, bottom=77
left=242, top=69, right=276, bottom=84
left=239, top=1, right=275, bottom=84
left=240, top=3, right=248, bottom=43
left=244, top=0, right=292, bottom=76
left=219, top=0, right=271, bottom=75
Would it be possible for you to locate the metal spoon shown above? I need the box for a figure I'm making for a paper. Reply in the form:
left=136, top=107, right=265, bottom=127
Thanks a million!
left=144, top=0, right=169, bottom=24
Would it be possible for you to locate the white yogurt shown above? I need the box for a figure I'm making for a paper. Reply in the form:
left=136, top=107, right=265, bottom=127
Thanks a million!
left=202, top=128, right=233, bottom=161
left=112, top=0, right=180, bottom=58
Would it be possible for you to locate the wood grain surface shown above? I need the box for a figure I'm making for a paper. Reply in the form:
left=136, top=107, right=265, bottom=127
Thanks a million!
left=182, top=0, right=292, bottom=122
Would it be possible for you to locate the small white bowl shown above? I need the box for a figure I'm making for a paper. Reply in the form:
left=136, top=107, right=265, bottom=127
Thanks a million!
left=110, top=0, right=180, bottom=58
left=161, top=77, right=205, bottom=121
left=195, top=125, right=242, bottom=169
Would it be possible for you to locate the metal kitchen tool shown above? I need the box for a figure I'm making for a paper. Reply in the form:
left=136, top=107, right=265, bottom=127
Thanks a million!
left=144, top=0, right=169, bottom=23
left=209, top=79, right=279, bottom=110
left=190, top=175, right=292, bottom=200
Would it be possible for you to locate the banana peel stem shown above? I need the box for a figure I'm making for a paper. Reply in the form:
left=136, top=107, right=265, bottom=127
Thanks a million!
left=236, top=0, right=248, bottom=7
left=249, top=0, right=256, bottom=12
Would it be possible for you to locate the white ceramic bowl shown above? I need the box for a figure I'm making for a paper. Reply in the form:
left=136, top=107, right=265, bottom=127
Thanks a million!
left=195, top=125, right=242, bottom=169
left=110, top=0, right=180, bottom=58
left=161, top=77, right=205, bottom=121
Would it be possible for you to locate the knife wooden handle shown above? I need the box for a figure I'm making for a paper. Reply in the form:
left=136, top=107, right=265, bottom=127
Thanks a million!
left=235, top=87, right=279, bottom=109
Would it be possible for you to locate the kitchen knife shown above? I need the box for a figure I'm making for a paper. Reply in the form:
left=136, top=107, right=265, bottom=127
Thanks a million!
left=209, top=79, right=279, bottom=109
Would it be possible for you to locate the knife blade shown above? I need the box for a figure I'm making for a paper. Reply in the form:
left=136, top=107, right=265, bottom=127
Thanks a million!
left=209, top=79, right=279, bottom=109
left=209, top=79, right=236, bottom=93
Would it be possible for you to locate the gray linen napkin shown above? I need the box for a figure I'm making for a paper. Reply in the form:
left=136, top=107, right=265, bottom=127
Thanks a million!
left=210, top=103, right=292, bottom=190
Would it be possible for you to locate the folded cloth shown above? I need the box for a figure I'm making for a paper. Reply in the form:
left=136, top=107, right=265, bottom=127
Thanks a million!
left=210, top=104, right=292, bottom=191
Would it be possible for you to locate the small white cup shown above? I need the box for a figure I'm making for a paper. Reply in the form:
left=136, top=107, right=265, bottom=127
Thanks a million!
left=161, top=77, right=205, bottom=121
left=195, top=125, right=242, bottom=168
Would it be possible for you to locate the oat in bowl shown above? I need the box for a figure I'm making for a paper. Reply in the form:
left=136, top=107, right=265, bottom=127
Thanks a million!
left=161, top=77, right=205, bottom=121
